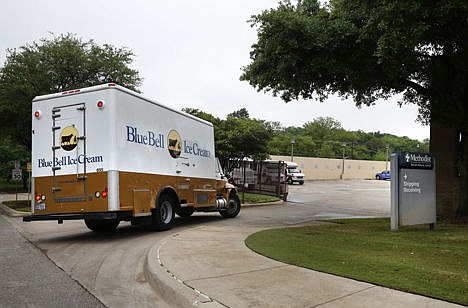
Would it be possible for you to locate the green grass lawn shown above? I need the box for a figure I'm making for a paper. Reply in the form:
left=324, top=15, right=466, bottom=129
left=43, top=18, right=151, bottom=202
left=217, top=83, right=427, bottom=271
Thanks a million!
left=239, top=192, right=280, bottom=204
left=246, top=218, right=468, bottom=306
left=3, top=200, right=31, bottom=212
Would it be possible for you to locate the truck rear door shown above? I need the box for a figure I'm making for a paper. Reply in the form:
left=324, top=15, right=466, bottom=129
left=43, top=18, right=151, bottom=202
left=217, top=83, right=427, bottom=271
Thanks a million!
left=51, top=102, right=87, bottom=202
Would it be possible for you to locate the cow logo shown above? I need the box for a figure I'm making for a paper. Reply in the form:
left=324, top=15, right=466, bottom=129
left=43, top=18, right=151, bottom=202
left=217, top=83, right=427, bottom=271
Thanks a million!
left=60, top=125, right=79, bottom=151
left=167, top=130, right=181, bottom=158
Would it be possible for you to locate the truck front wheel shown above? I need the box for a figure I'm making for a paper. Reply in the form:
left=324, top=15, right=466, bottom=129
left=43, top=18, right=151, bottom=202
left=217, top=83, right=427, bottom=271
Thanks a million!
left=84, top=219, right=119, bottom=232
left=220, top=193, right=241, bottom=218
left=152, top=194, right=175, bottom=230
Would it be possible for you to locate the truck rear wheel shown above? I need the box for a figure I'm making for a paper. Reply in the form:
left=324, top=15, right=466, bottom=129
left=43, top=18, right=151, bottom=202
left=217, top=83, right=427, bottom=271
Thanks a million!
left=152, top=194, right=175, bottom=230
left=220, top=193, right=241, bottom=218
left=84, top=219, right=119, bottom=232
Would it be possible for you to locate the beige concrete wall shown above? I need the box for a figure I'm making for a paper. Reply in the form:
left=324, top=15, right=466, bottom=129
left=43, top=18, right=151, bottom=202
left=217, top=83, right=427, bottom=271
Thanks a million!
left=270, top=155, right=389, bottom=180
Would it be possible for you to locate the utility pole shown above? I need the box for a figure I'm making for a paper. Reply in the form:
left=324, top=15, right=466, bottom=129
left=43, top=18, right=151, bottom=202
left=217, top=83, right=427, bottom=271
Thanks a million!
left=385, top=145, right=389, bottom=171
left=341, top=143, right=346, bottom=179
left=291, top=139, right=295, bottom=162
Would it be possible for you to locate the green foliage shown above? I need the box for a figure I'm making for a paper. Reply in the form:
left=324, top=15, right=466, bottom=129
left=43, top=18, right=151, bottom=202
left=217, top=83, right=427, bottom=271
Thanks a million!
left=241, top=0, right=468, bottom=127
left=227, top=107, right=250, bottom=119
left=246, top=219, right=468, bottom=305
left=0, top=33, right=142, bottom=182
left=268, top=117, right=428, bottom=159
left=242, top=1, right=468, bottom=214
left=0, top=138, right=29, bottom=188
left=182, top=108, right=275, bottom=170
left=0, top=33, right=142, bottom=149
left=184, top=108, right=426, bottom=162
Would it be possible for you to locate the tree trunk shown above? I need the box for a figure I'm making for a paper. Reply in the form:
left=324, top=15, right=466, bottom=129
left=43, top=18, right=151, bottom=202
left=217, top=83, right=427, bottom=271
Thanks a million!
left=430, top=124, right=460, bottom=217
left=459, top=128, right=468, bottom=216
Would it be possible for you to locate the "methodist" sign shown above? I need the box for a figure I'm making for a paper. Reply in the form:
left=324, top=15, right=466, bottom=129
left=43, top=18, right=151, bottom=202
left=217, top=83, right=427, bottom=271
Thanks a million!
left=391, top=152, right=436, bottom=231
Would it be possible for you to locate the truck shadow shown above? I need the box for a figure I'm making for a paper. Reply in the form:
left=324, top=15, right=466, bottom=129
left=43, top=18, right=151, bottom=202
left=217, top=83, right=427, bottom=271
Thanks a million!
left=33, top=213, right=225, bottom=244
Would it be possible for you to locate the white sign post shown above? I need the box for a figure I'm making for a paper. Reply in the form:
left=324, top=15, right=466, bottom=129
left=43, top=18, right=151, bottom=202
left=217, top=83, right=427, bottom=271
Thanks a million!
left=391, top=152, right=436, bottom=231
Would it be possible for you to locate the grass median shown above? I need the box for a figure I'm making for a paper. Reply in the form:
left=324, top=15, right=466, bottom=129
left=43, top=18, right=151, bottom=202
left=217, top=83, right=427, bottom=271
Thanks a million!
left=239, top=192, right=280, bottom=204
left=3, top=200, right=31, bottom=212
left=245, top=218, right=467, bottom=305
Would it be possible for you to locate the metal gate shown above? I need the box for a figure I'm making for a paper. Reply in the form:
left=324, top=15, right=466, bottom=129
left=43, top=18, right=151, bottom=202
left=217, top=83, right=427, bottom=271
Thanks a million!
left=228, top=160, right=288, bottom=201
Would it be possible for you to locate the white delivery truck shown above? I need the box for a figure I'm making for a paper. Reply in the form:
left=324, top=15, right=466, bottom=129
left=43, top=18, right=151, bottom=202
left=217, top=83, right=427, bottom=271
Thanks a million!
left=24, top=83, right=240, bottom=231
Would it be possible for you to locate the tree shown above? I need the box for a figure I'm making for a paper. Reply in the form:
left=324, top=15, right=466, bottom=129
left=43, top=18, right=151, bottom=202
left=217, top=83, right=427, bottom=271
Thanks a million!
left=228, top=108, right=250, bottom=119
left=0, top=138, right=29, bottom=188
left=0, top=33, right=142, bottom=150
left=183, top=108, right=274, bottom=171
left=303, top=117, right=342, bottom=140
left=241, top=0, right=468, bottom=215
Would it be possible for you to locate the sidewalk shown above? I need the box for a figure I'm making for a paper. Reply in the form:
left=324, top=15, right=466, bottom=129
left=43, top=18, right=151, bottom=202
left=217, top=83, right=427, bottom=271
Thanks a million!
left=145, top=225, right=463, bottom=308
left=0, top=213, right=105, bottom=307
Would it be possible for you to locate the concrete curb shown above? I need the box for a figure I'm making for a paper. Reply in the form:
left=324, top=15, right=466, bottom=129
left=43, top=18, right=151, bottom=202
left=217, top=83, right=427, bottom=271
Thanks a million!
left=0, top=202, right=29, bottom=217
left=241, top=200, right=284, bottom=207
left=144, top=231, right=224, bottom=307
left=143, top=202, right=281, bottom=307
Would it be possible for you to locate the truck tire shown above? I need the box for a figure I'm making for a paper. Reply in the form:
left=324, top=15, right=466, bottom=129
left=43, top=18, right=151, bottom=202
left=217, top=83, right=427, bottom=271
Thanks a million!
left=84, top=219, right=119, bottom=232
left=176, top=207, right=195, bottom=217
left=220, top=193, right=241, bottom=218
left=287, top=178, right=293, bottom=184
left=376, top=175, right=381, bottom=180
left=152, top=194, right=175, bottom=230
left=299, top=181, right=304, bottom=185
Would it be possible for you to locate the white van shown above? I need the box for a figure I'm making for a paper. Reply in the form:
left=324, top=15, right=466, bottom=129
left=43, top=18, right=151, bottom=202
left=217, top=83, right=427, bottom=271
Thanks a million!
left=285, top=162, right=306, bottom=185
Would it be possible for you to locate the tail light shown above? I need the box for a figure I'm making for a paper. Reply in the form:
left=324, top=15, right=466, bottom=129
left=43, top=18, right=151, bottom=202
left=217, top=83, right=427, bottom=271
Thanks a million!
left=95, top=188, right=108, bottom=198
left=35, top=194, right=46, bottom=202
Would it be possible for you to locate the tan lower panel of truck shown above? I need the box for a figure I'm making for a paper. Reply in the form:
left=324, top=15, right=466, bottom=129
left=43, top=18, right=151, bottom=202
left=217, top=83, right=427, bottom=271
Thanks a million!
left=33, top=171, right=219, bottom=216
left=119, top=171, right=218, bottom=216
left=34, top=172, right=109, bottom=215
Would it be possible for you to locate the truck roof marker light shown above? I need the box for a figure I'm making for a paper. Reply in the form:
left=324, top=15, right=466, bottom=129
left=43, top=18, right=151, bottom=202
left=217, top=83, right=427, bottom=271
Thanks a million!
left=34, top=110, right=42, bottom=119
left=61, top=89, right=80, bottom=95
left=97, top=100, right=105, bottom=109
left=108, top=83, right=116, bottom=87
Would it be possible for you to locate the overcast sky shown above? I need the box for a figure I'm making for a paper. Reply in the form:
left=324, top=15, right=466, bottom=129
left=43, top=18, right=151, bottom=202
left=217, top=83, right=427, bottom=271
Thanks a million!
left=1, top=0, right=429, bottom=140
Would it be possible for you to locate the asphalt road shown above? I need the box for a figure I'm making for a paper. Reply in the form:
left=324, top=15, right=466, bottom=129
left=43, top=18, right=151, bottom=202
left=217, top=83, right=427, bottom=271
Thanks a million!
left=3, top=179, right=390, bottom=307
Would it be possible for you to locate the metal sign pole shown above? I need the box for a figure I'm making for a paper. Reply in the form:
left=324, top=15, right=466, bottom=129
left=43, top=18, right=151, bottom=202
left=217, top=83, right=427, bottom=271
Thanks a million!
left=390, top=153, right=399, bottom=231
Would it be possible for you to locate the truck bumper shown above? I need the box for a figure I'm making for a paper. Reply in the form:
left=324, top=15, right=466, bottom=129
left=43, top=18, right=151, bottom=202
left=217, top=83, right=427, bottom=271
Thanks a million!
left=23, top=211, right=132, bottom=222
